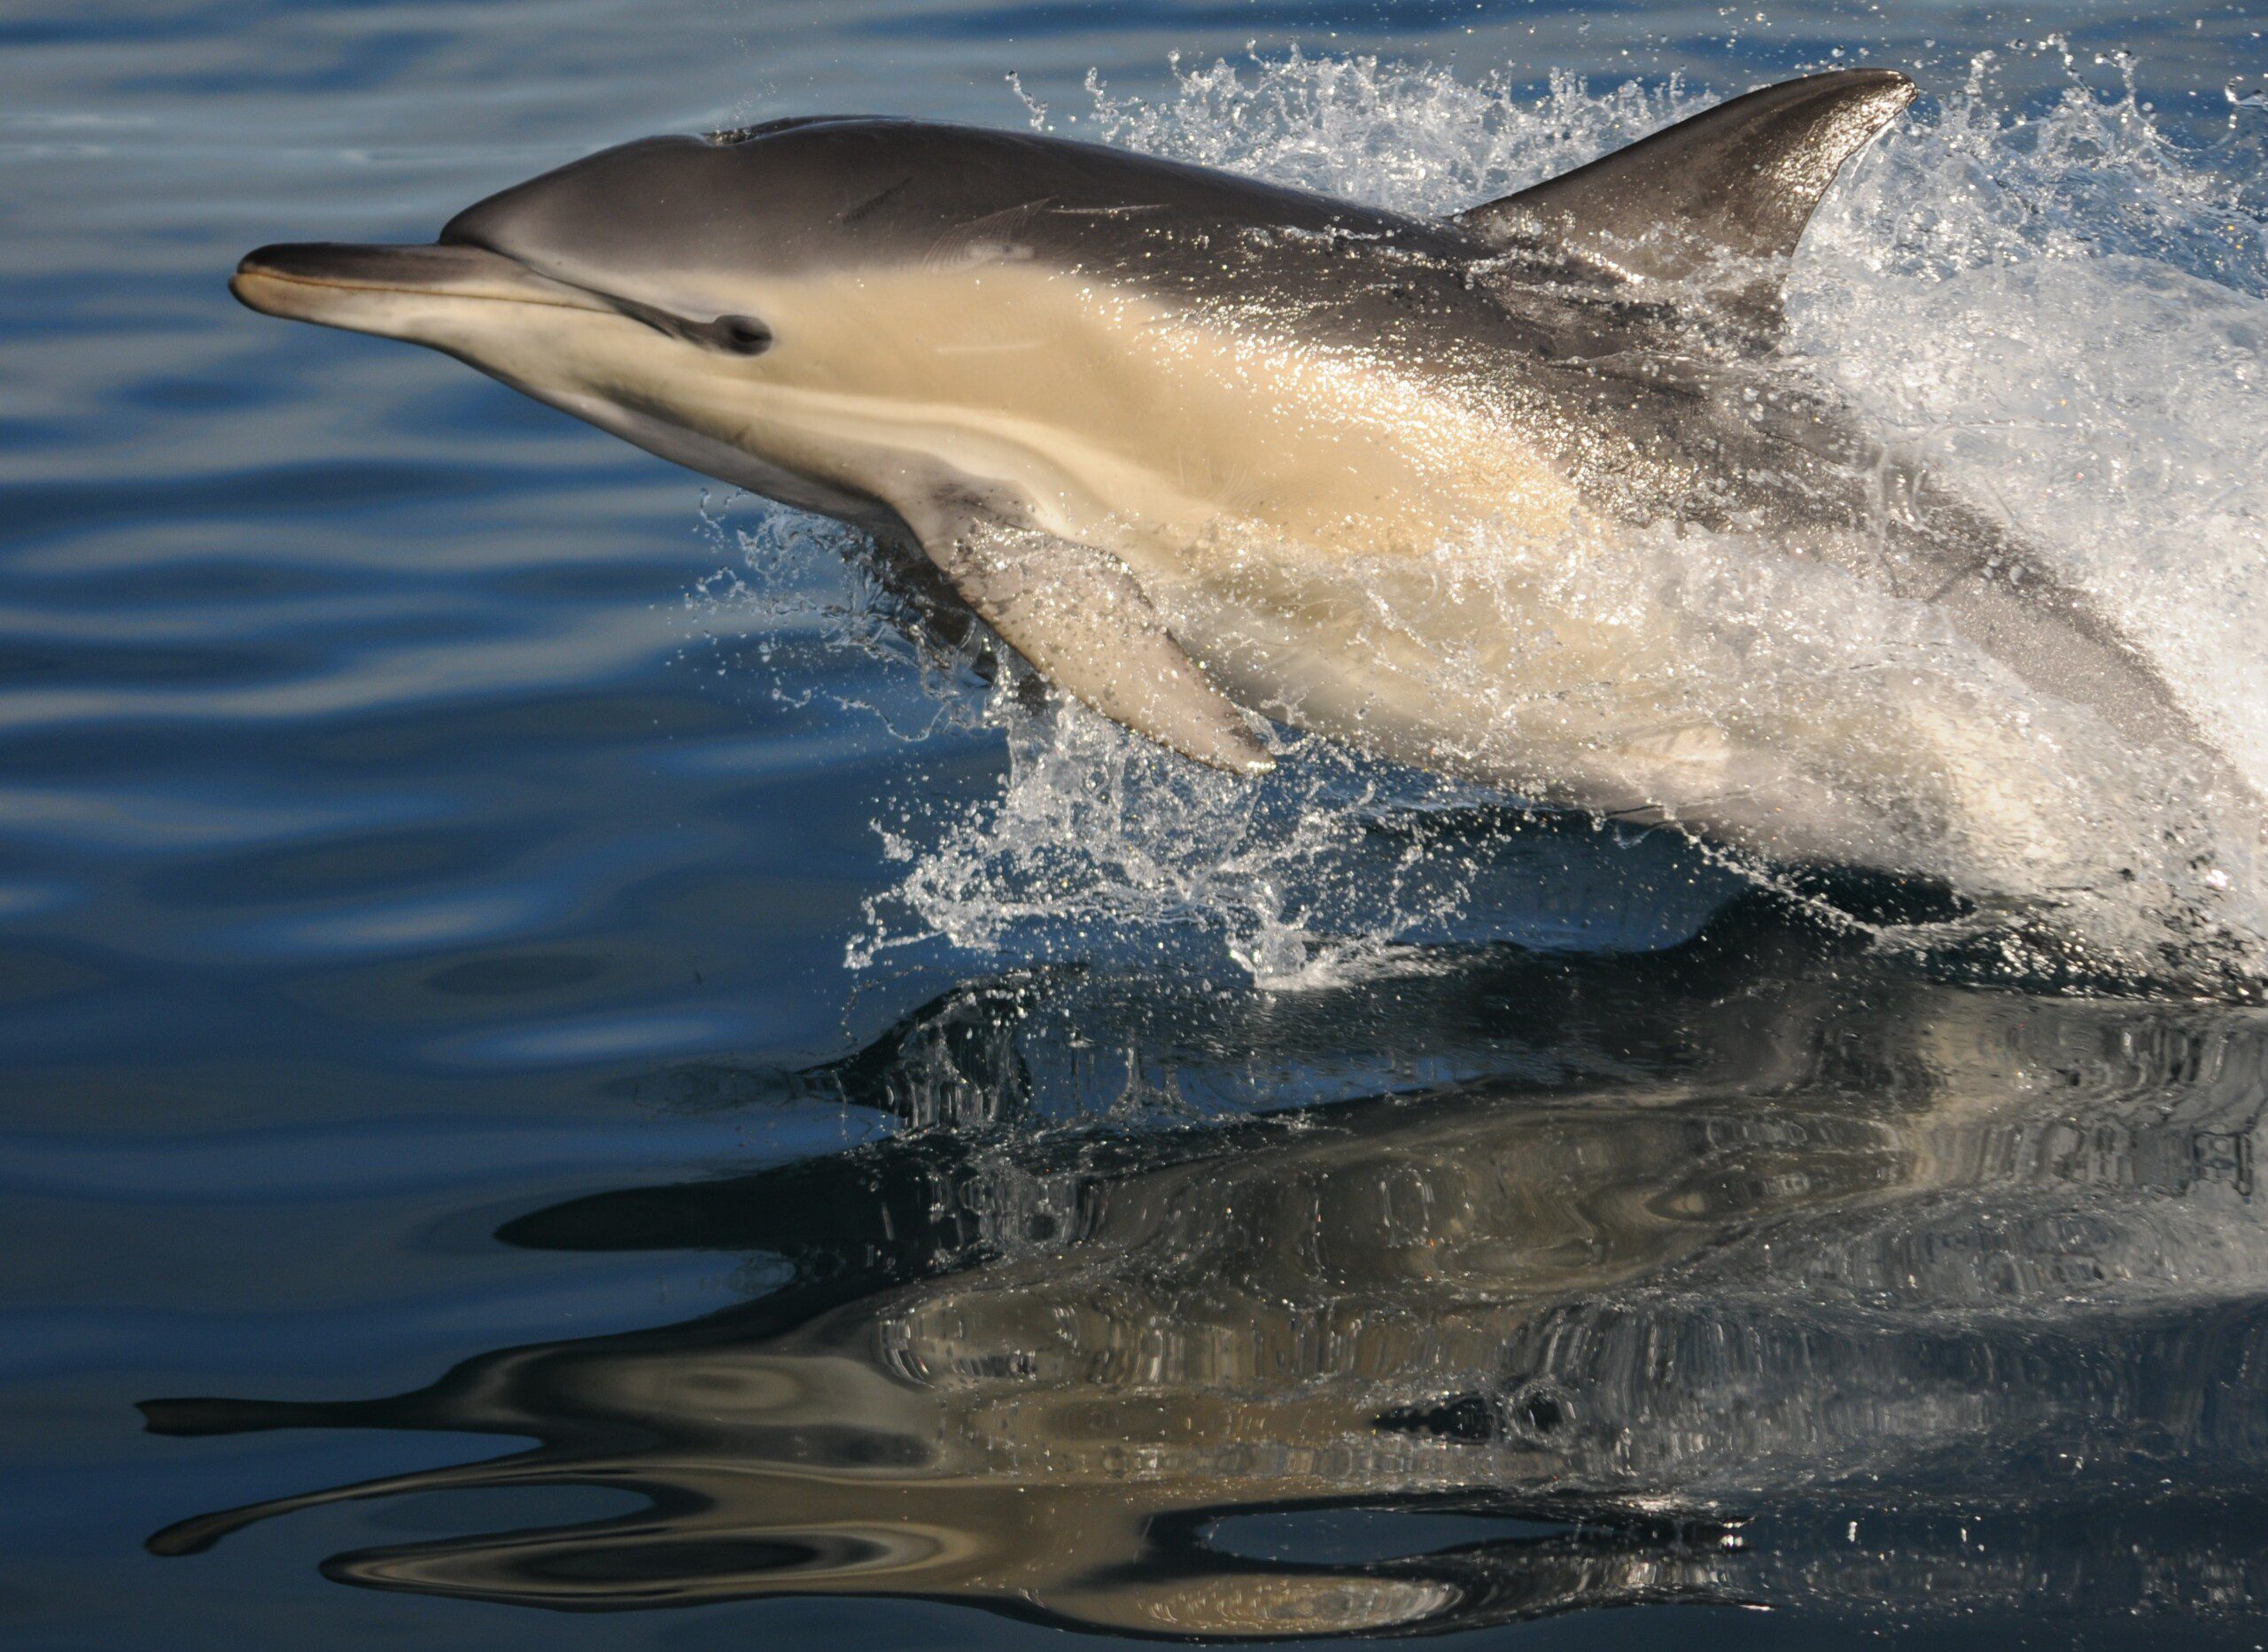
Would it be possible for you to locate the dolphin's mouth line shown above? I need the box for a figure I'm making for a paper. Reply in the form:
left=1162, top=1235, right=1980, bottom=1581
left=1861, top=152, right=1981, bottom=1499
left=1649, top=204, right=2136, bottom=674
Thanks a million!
left=230, top=267, right=606, bottom=312
left=231, top=242, right=620, bottom=326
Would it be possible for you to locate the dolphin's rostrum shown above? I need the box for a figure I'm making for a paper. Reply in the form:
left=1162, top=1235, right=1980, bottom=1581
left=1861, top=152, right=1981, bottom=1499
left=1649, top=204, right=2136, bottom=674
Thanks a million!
left=231, top=71, right=2252, bottom=941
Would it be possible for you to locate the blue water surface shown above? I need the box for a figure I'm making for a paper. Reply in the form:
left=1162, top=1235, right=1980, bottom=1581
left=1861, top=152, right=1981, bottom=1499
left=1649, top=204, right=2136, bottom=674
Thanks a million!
left=6, top=3, right=2268, bottom=1648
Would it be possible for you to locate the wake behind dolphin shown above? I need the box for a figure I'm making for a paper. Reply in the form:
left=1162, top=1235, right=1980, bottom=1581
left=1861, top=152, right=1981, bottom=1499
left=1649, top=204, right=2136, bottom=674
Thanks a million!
left=230, top=68, right=2266, bottom=984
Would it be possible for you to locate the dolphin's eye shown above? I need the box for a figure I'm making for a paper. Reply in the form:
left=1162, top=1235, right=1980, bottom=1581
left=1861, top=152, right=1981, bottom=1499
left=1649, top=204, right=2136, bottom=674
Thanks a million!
left=710, top=315, right=773, bottom=356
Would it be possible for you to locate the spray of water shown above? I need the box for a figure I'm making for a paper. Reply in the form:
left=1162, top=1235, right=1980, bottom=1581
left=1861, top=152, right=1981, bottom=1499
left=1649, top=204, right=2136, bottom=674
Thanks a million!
left=695, top=51, right=2268, bottom=994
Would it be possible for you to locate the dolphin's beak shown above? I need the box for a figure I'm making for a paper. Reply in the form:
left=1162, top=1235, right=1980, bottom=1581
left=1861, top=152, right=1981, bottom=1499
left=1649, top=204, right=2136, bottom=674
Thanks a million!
left=231, top=243, right=608, bottom=338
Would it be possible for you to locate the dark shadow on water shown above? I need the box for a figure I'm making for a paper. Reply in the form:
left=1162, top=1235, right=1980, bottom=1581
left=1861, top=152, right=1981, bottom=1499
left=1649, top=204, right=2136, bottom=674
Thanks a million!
left=141, top=899, right=2268, bottom=1637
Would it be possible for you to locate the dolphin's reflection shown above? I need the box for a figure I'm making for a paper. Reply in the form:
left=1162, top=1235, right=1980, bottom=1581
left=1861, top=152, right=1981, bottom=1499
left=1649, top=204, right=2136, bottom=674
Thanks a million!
left=145, top=910, right=2268, bottom=1635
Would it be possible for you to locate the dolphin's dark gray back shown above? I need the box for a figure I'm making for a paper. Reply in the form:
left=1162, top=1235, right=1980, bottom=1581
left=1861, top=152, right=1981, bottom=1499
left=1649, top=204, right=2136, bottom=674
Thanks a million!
left=438, top=117, right=1463, bottom=285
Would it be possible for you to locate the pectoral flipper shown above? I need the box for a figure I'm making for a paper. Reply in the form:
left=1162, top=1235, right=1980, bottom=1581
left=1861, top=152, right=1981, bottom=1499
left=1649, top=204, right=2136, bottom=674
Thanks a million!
left=913, top=510, right=1273, bottom=775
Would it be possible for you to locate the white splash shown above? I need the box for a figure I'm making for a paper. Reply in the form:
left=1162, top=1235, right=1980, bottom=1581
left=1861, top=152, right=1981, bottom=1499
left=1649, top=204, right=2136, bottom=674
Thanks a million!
left=701, top=51, right=2268, bottom=992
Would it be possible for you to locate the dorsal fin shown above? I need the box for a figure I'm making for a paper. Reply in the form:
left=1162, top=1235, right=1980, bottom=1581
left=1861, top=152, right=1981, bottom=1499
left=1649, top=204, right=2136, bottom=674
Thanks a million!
left=1457, top=70, right=1915, bottom=325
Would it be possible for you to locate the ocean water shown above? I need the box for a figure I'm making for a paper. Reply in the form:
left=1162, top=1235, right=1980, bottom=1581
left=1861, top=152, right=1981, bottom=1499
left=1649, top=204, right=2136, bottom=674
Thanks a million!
left=7, top=3, right=2268, bottom=1648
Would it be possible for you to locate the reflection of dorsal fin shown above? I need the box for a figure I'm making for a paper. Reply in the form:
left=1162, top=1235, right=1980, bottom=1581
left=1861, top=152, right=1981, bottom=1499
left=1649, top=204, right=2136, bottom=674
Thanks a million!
left=1457, top=70, right=1915, bottom=324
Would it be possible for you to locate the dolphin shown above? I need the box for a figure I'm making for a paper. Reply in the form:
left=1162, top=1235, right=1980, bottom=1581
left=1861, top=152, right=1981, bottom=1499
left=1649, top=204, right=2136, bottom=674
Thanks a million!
left=230, top=71, right=2246, bottom=906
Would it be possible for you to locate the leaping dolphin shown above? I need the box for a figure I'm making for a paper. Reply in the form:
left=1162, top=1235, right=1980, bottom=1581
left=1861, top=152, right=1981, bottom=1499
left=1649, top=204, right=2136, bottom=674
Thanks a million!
left=231, top=71, right=2249, bottom=922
